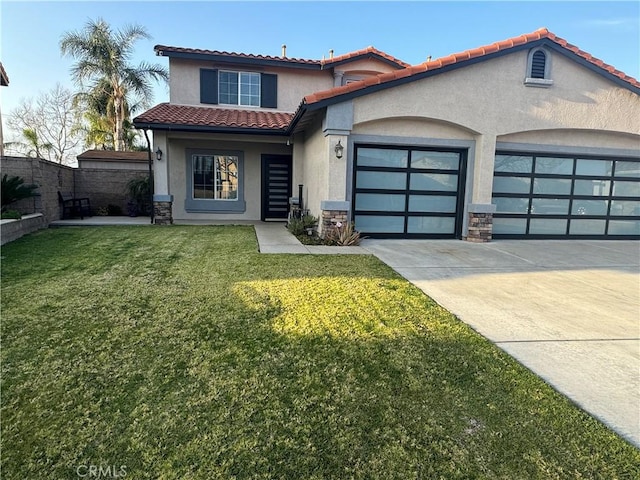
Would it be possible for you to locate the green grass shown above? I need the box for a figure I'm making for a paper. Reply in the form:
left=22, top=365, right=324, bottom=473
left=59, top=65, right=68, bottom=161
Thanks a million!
left=1, top=226, right=638, bottom=479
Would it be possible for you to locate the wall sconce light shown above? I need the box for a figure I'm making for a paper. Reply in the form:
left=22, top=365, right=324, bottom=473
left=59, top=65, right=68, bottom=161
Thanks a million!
left=334, top=140, right=344, bottom=159
left=155, top=147, right=163, bottom=161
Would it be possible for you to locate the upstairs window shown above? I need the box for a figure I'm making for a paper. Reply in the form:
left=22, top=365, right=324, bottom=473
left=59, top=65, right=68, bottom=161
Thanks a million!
left=220, top=71, right=260, bottom=106
left=525, top=48, right=553, bottom=87
left=200, top=69, right=278, bottom=108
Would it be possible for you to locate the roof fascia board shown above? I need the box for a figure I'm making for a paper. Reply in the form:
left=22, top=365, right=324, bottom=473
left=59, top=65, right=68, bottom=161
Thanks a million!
left=158, top=50, right=322, bottom=70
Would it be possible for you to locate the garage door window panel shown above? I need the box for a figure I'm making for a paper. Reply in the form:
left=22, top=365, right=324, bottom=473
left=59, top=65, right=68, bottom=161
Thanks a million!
left=357, top=148, right=408, bottom=168
left=409, top=195, right=457, bottom=213
left=410, top=173, right=458, bottom=191
left=535, top=157, right=573, bottom=175
left=612, top=181, right=640, bottom=197
left=355, top=215, right=405, bottom=233
left=356, top=171, right=406, bottom=190
left=355, top=193, right=405, bottom=212
left=531, top=198, right=569, bottom=215
left=411, top=151, right=460, bottom=170
left=614, top=161, right=640, bottom=178
left=569, top=219, right=607, bottom=235
left=494, top=197, right=530, bottom=214
left=610, top=200, right=640, bottom=216
left=571, top=199, right=609, bottom=216
left=575, top=159, right=613, bottom=176
left=493, top=218, right=527, bottom=234
left=533, top=178, right=572, bottom=195
left=407, top=217, right=456, bottom=234
left=495, top=155, right=533, bottom=173
left=529, top=219, right=568, bottom=235
left=608, top=220, right=640, bottom=235
left=493, top=176, right=531, bottom=194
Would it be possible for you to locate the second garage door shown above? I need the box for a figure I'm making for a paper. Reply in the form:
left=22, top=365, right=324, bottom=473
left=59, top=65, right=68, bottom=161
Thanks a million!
left=353, top=145, right=467, bottom=238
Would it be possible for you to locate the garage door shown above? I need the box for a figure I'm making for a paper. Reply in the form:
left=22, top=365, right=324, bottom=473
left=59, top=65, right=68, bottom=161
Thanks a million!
left=492, top=152, right=640, bottom=238
left=353, top=145, right=467, bottom=238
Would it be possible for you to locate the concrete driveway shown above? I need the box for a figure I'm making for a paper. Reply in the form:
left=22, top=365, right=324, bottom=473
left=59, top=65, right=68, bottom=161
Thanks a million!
left=362, top=239, right=640, bottom=447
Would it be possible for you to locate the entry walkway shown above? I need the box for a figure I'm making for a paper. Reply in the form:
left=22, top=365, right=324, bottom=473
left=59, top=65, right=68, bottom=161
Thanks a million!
left=254, top=222, right=368, bottom=254
left=363, top=239, right=640, bottom=448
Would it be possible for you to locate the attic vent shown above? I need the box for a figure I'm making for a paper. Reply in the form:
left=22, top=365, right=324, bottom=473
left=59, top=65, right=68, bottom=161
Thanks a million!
left=531, top=50, right=546, bottom=79
left=525, top=47, right=553, bottom=88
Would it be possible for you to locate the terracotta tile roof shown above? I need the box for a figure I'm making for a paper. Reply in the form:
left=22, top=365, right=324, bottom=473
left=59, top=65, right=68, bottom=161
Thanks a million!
left=322, top=46, right=410, bottom=68
left=155, top=45, right=320, bottom=66
left=133, top=103, right=293, bottom=131
left=154, top=45, right=408, bottom=69
left=0, top=62, right=9, bottom=86
left=77, top=150, right=149, bottom=161
left=303, top=28, right=640, bottom=105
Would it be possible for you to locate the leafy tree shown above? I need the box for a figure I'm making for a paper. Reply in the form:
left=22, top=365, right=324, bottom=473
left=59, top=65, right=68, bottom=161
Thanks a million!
left=1, top=174, right=39, bottom=212
left=60, top=18, right=168, bottom=151
left=5, top=84, right=83, bottom=164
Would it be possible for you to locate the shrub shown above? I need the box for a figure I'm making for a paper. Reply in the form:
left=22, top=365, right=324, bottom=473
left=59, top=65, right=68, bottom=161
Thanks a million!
left=1, top=174, right=38, bottom=212
left=1, top=210, right=22, bottom=220
left=301, top=214, right=318, bottom=229
left=287, top=217, right=306, bottom=236
left=324, top=222, right=363, bottom=246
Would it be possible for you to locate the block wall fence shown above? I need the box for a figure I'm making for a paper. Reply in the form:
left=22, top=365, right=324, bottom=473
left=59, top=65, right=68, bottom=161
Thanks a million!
left=1, top=156, right=150, bottom=223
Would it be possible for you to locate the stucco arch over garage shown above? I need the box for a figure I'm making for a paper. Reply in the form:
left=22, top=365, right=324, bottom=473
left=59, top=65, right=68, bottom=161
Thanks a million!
left=497, top=129, right=640, bottom=153
left=352, top=116, right=478, bottom=140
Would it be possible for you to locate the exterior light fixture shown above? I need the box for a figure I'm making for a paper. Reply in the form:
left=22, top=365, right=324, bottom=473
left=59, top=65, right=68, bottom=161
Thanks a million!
left=334, top=140, right=344, bottom=159
left=155, top=147, right=163, bottom=161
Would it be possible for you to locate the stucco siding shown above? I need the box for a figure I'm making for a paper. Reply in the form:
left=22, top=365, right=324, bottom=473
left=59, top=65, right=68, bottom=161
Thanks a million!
left=352, top=117, right=476, bottom=140
left=300, top=117, right=329, bottom=218
left=169, top=59, right=333, bottom=112
left=166, top=134, right=291, bottom=221
left=352, top=51, right=640, bottom=137
left=497, top=129, right=640, bottom=152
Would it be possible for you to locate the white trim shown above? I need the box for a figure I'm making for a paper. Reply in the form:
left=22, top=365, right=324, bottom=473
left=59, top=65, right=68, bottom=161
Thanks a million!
left=219, top=70, right=261, bottom=107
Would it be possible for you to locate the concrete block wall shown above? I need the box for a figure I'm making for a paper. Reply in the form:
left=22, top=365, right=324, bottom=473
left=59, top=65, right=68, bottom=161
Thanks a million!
left=0, top=156, right=74, bottom=223
left=74, top=168, right=150, bottom=214
left=1, top=156, right=150, bottom=222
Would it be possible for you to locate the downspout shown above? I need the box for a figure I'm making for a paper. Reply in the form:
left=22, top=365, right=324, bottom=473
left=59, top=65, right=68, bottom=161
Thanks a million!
left=143, top=129, right=155, bottom=224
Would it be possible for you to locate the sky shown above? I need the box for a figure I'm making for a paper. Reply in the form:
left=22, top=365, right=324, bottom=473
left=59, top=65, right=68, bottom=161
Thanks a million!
left=1, top=0, right=639, bottom=140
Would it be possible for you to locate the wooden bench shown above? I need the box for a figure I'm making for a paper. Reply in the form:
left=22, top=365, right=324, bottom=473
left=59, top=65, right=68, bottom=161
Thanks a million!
left=58, top=192, right=91, bottom=219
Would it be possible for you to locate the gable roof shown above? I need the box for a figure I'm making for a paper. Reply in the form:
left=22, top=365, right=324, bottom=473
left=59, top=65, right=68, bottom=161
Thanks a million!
left=133, top=103, right=293, bottom=134
left=300, top=28, right=640, bottom=113
left=321, top=46, right=411, bottom=69
left=77, top=150, right=149, bottom=162
left=154, top=45, right=409, bottom=70
left=137, top=28, right=639, bottom=136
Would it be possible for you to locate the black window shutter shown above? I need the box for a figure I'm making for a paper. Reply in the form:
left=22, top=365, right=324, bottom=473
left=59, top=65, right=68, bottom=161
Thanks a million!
left=260, top=73, right=277, bottom=108
left=531, top=51, right=546, bottom=79
left=200, top=69, right=218, bottom=104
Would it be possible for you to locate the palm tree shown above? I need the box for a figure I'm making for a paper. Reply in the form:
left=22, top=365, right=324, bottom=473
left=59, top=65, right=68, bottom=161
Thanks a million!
left=60, top=19, right=168, bottom=151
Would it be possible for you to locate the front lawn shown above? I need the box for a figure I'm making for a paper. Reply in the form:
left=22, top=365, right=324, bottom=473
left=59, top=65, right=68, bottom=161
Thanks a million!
left=1, top=226, right=638, bottom=479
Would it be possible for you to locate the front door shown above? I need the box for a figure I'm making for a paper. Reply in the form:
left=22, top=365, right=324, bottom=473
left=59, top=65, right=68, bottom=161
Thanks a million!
left=261, top=155, right=292, bottom=220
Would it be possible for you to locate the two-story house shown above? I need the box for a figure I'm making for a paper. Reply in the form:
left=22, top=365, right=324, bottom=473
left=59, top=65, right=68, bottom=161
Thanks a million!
left=134, top=28, right=640, bottom=240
